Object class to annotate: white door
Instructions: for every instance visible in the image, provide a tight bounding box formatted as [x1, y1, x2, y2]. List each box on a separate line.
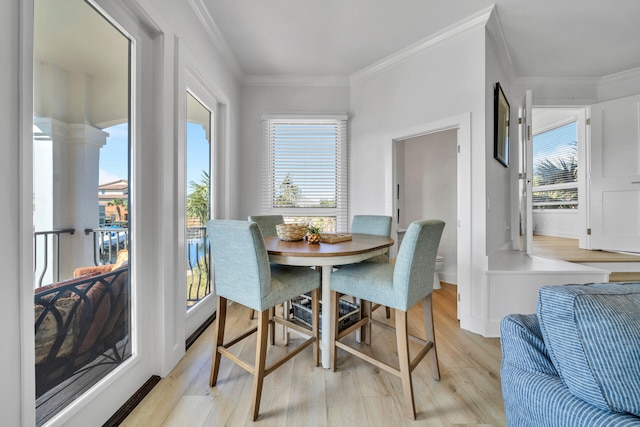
[589, 94, 640, 252]
[518, 90, 533, 253]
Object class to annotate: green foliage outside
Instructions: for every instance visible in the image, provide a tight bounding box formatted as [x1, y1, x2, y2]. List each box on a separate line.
[187, 171, 210, 226]
[533, 141, 578, 209]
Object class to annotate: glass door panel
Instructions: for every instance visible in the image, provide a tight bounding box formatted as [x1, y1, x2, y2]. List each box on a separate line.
[33, 0, 131, 423]
[186, 92, 212, 310]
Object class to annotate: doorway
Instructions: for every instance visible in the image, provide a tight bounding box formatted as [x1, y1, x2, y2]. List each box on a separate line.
[395, 130, 458, 285]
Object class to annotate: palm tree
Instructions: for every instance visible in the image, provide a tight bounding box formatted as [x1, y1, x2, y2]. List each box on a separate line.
[107, 198, 127, 223]
[187, 171, 210, 226]
[533, 141, 578, 208]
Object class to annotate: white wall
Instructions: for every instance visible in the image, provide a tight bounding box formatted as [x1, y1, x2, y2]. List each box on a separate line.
[238, 84, 350, 219]
[350, 25, 488, 333]
[1, 2, 28, 424]
[399, 130, 458, 283]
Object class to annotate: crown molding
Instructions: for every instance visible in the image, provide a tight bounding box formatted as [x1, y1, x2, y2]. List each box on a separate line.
[188, 0, 244, 79]
[599, 66, 640, 86]
[486, 6, 516, 83]
[243, 75, 350, 87]
[350, 5, 494, 83]
[512, 76, 601, 87]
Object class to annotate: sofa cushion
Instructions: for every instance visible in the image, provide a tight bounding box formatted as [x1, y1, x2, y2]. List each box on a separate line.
[537, 283, 640, 416]
[112, 249, 128, 271]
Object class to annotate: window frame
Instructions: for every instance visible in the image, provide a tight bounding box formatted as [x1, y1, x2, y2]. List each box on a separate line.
[532, 120, 579, 210]
[262, 114, 348, 233]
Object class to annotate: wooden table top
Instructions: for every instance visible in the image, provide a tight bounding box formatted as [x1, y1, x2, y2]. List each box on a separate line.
[264, 234, 393, 258]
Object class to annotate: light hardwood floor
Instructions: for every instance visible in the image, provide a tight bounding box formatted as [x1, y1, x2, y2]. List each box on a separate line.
[123, 283, 506, 426]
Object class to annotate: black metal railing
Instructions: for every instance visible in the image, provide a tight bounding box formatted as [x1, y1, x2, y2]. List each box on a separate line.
[33, 229, 75, 288]
[186, 226, 211, 308]
[35, 226, 211, 306]
[85, 227, 130, 266]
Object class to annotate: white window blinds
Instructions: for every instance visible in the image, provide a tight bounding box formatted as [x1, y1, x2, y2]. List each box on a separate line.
[532, 121, 578, 209]
[262, 116, 348, 233]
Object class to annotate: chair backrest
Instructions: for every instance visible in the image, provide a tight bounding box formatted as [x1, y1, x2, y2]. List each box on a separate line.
[207, 219, 271, 310]
[248, 215, 285, 237]
[351, 215, 392, 237]
[393, 220, 445, 311]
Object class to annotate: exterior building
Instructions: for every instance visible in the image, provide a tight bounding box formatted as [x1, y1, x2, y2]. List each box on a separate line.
[99, 180, 129, 224]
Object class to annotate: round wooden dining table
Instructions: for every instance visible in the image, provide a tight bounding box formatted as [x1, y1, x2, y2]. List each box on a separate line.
[264, 233, 394, 368]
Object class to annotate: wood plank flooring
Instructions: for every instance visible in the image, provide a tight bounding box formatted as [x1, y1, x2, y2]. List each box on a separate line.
[122, 283, 506, 426]
[531, 235, 640, 263]
[532, 235, 640, 282]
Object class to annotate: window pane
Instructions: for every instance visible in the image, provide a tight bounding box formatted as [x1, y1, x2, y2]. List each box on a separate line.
[532, 122, 578, 210]
[186, 93, 211, 310]
[272, 124, 338, 208]
[33, 0, 131, 423]
[263, 118, 348, 233]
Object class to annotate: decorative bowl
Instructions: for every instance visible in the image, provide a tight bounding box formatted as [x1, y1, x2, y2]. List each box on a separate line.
[276, 224, 307, 241]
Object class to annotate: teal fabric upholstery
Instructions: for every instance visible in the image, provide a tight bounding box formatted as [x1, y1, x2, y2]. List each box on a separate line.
[248, 215, 284, 237]
[351, 215, 392, 264]
[537, 283, 640, 417]
[351, 215, 392, 236]
[207, 219, 320, 312]
[331, 220, 444, 312]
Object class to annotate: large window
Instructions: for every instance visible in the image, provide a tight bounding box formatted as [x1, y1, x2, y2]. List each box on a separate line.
[262, 116, 348, 233]
[532, 122, 578, 209]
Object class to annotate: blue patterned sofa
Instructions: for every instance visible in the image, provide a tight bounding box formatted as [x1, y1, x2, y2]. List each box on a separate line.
[500, 283, 640, 426]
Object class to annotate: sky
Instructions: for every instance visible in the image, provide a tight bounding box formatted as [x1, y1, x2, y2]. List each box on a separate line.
[99, 122, 210, 192]
[532, 122, 576, 160]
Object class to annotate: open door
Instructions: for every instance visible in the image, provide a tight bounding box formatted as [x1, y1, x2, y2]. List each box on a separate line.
[588, 93, 640, 252]
[518, 90, 533, 253]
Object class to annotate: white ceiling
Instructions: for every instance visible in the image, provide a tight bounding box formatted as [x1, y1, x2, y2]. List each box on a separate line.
[201, 0, 640, 79]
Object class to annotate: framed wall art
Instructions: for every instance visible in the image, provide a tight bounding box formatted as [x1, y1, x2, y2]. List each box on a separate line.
[494, 82, 510, 167]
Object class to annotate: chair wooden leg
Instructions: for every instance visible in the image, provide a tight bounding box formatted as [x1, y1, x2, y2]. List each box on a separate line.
[283, 301, 290, 346]
[385, 306, 391, 319]
[423, 294, 440, 381]
[359, 300, 371, 345]
[311, 288, 320, 366]
[396, 309, 416, 420]
[251, 310, 270, 421]
[210, 296, 227, 387]
[269, 306, 276, 345]
[330, 290, 339, 371]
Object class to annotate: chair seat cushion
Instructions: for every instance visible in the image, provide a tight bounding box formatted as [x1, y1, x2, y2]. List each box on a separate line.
[261, 263, 320, 311]
[330, 262, 399, 309]
[537, 283, 640, 416]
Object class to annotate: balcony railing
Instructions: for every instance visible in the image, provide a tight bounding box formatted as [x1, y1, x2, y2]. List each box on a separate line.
[186, 226, 211, 308]
[34, 227, 211, 306]
[33, 229, 75, 288]
[85, 226, 130, 265]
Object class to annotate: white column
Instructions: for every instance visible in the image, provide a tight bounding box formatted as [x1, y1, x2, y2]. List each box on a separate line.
[33, 117, 107, 282]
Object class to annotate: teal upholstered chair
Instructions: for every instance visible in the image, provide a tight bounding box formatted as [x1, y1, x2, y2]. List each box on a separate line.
[207, 219, 320, 421]
[248, 215, 284, 238]
[247, 215, 285, 321]
[351, 215, 393, 323]
[351, 215, 392, 262]
[329, 219, 445, 420]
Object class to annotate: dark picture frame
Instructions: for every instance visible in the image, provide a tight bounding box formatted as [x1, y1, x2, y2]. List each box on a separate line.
[494, 82, 510, 167]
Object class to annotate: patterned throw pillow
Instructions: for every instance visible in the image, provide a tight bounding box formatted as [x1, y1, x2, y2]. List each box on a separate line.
[537, 283, 640, 416]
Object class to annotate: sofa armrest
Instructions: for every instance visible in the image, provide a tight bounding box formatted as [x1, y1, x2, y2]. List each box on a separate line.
[500, 314, 640, 426]
[73, 264, 113, 277]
